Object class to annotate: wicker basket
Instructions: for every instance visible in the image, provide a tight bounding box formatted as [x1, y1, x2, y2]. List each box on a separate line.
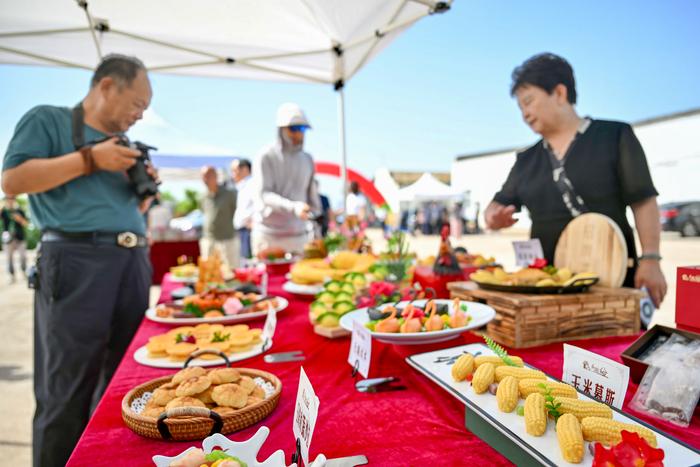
[122, 367, 282, 440]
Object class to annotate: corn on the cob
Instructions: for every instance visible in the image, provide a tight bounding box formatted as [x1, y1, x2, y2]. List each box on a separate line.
[495, 366, 546, 382]
[496, 376, 519, 413]
[556, 414, 584, 463]
[474, 355, 524, 368]
[471, 362, 495, 394]
[524, 393, 547, 436]
[519, 379, 578, 399]
[451, 353, 475, 381]
[553, 397, 612, 420]
[581, 417, 657, 447]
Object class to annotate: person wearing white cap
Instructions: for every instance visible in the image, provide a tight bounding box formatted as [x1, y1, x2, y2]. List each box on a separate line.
[251, 103, 321, 255]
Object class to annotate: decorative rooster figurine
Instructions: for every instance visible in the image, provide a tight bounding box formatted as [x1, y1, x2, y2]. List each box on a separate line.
[433, 223, 462, 276]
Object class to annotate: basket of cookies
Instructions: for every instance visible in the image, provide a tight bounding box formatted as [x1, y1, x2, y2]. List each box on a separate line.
[121, 351, 282, 440]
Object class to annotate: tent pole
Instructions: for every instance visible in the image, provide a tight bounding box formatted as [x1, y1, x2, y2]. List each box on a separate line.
[336, 85, 348, 213]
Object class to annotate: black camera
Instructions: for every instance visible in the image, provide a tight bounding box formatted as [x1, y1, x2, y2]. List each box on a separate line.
[119, 137, 159, 200]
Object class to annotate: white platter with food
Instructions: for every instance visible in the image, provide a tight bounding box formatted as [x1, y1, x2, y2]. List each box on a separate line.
[338, 299, 495, 345]
[282, 280, 323, 296]
[134, 340, 271, 369]
[145, 297, 288, 325]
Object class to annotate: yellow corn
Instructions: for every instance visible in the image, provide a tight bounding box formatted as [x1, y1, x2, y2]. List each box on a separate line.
[524, 393, 547, 436]
[474, 355, 524, 368]
[556, 414, 584, 463]
[554, 397, 612, 421]
[471, 362, 495, 394]
[495, 366, 546, 382]
[451, 353, 475, 382]
[581, 417, 657, 447]
[519, 379, 578, 399]
[496, 376, 519, 413]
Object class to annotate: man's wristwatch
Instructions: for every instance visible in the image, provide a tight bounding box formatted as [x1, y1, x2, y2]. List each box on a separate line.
[638, 253, 662, 261]
[79, 146, 96, 175]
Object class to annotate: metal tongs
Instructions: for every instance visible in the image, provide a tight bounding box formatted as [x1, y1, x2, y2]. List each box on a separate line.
[263, 350, 305, 363]
[355, 376, 406, 393]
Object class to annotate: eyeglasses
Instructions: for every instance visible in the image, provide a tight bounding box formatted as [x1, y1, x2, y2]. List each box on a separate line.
[288, 125, 308, 133]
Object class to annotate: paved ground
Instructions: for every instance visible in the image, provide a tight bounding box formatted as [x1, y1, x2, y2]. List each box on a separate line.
[0, 230, 696, 465]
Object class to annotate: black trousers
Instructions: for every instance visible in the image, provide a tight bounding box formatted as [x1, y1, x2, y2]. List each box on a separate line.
[33, 241, 151, 467]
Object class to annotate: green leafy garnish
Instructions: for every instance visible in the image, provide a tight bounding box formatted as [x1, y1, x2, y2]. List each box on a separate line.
[211, 331, 230, 343]
[175, 333, 184, 343]
[183, 302, 204, 317]
[543, 265, 558, 275]
[460, 303, 468, 312]
[516, 405, 525, 416]
[484, 335, 518, 367]
[204, 450, 248, 466]
[240, 299, 252, 307]
[538, 382, 562, 421]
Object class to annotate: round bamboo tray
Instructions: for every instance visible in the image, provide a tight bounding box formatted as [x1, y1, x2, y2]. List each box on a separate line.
[121, 367, 282, 440]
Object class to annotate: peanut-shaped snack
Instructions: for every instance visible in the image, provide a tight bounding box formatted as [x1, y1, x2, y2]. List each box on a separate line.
[519, 379, 578, 399]
[495, 366, 546, 382]
[474, 355, 524, 368]
[524, 393, 547, 436]
[471, 362, 495, 394]
[581, 417, 657, 447]
[451, 353, 474, 382]
[557, 413, 584, 463]
[553, 397, 612, 421]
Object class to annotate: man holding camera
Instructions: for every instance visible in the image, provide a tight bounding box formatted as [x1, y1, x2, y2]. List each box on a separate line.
[2, 54, 156, 467]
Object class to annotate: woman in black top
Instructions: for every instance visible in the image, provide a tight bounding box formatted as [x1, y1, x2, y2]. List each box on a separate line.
[1, 196, 29, 283]
[485, 53, 667, 307]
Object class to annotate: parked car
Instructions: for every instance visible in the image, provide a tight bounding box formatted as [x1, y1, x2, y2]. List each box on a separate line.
[660, 201, 700, 237]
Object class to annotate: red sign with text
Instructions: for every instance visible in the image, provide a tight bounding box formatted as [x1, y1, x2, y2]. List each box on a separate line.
[676, 266, 700, 334]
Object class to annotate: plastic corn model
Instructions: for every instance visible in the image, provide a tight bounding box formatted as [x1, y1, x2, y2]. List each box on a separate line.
[581, 417, 657, 447]
[496, 376, 519, 413]
[519, 379, 578, 399]
[451, 353, 474, 381]
[553, 397, 613, 421]
[495, 366, 546, 382]
[474, 355, 524, 368]
[556, 414, 584, 463]
[472, 362, 495, 394]
[524, 392, 547, 436]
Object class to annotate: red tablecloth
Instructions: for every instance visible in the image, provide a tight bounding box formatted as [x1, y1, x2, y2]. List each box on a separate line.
[67, 274, 700, 466]
[149, 240, 200, 285]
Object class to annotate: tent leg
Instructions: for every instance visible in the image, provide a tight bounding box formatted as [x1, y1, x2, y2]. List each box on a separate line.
[337, 87, 348, 213]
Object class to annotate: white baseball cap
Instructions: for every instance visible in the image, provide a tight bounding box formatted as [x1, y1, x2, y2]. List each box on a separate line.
[276, 102, 311, 128]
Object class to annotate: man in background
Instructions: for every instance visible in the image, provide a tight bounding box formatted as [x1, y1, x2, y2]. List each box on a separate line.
[231, 158, 254, 260]
[200, 165, 238, 269]
[252, 103, 321, 254]
[1, 195, 29, 284]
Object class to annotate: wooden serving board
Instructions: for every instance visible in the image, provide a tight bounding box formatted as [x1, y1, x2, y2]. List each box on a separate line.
[554, 213, 628, 288]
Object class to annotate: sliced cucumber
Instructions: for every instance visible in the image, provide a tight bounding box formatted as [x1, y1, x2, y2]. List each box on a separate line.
[316, 311, 340, 327]
[324, 280, 343, 293]
[332, 301, 355, 315]
[335, 292, 353, 303]
[316, 291, 336, 304]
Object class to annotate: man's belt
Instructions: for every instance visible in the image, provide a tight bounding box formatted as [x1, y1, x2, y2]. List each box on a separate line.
[41, 230, 148, 248]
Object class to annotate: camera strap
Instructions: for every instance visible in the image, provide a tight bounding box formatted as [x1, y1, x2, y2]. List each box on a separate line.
[71, 102, 86, 150]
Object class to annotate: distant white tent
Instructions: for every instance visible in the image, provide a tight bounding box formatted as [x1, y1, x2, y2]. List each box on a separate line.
[0, 0, 451, 208]
[398, 172, 459, 202]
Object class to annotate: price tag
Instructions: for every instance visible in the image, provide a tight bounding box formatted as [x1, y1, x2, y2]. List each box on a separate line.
[512, 239, 544, 267]
[293, 367, 320, 465]
[347, 320, 372, 378]
[260, 302, 277, 347]
[563, 344, 629, 409]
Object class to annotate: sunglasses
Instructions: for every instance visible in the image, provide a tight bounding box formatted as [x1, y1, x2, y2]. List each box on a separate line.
[288, 125, 309, 133]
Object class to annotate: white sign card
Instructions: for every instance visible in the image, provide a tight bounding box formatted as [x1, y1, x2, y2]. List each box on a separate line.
[260, 302, 277, 347]
[512, 239, 545, 266]
[293, 367, 320, 465]
[562, 344, 629, 409]
[347, 320, 372, 378]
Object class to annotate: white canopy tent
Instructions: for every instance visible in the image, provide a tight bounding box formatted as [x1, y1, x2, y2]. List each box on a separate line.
[398, 172, 459, 202]
[0, 0, 451, 208]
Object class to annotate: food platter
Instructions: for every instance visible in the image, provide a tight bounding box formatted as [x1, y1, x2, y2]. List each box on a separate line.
[339, 299, 495, 345]
[133, 340, 271, 369]
[145, 297, 288, 325]
[282, 280, 323, 296]
[472, 277, 599, 295]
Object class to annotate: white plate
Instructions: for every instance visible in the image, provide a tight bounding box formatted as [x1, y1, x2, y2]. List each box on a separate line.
[168, 274, 198, 284]
[145, 297, 288, 325]
[282, 280, 323, 296]
[407, 344, 700, 467]
[338, 299, 495, 345]
[133, 339, 271, 369]
[153, 426, 326, 467]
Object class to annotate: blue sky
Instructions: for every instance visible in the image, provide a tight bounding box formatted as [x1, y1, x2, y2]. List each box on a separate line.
[1, 0, 699, 204]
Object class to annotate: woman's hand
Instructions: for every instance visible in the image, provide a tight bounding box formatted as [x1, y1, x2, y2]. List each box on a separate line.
[634, 259, 667, 308]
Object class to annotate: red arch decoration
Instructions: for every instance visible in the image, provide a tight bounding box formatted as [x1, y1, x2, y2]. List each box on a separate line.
[314, 161, 389, 210]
